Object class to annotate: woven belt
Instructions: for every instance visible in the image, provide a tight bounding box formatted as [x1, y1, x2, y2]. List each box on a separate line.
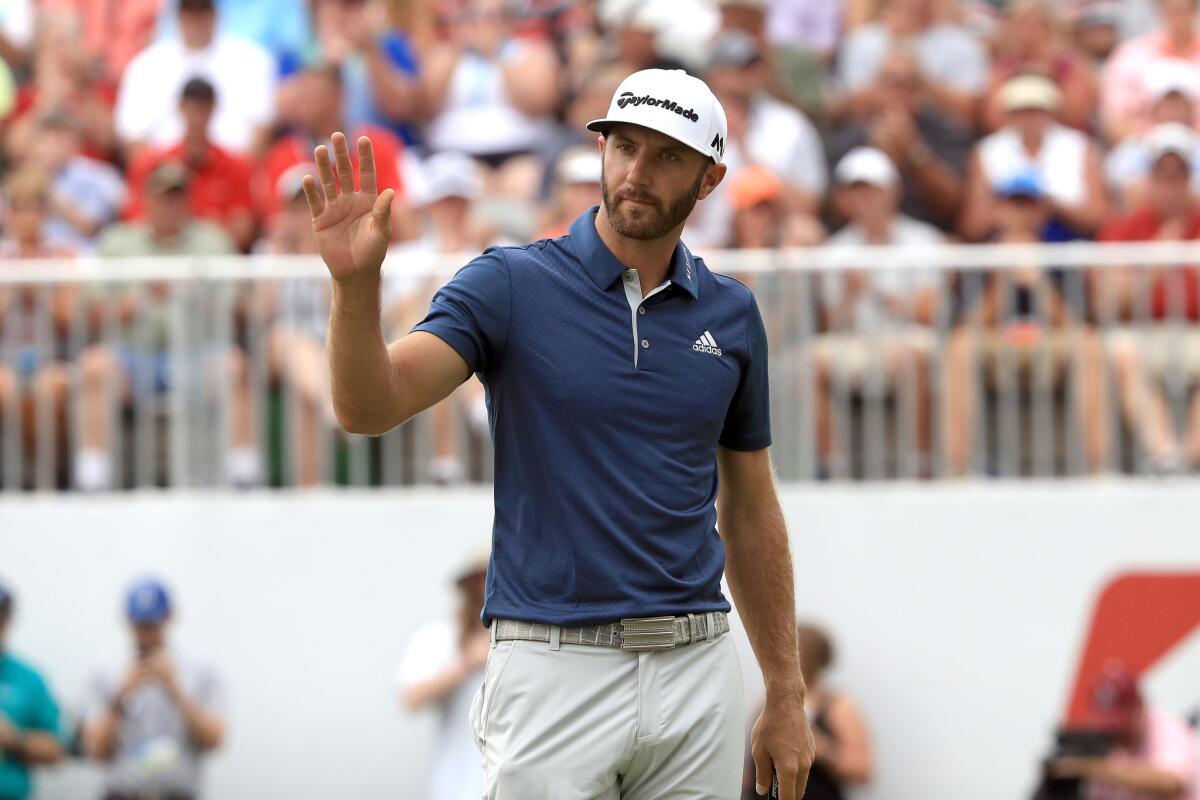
[492, 612, 730, 651]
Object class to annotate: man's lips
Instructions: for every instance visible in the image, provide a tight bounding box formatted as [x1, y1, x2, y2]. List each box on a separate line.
[621, 195, 657, 207]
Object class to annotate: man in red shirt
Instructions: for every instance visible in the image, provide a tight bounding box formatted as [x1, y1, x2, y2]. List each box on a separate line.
[125, 78, 256, 251]
[259, 63, 406, 232]
[1097, 121, 1200, 470]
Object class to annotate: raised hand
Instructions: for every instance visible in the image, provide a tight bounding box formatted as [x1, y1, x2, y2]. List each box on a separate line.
[303, 132, 395, 284]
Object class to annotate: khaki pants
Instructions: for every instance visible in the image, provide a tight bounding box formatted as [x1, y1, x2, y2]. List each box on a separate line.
[470, 631, 745, 799]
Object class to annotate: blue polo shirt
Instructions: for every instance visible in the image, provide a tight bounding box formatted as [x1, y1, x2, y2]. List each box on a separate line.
[413, 207, 771, 626]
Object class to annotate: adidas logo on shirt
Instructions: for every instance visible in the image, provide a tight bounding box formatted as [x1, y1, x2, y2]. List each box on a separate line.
[692, 331, 722, 357]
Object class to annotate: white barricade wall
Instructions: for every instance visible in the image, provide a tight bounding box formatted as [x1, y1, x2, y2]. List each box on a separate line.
[2, 483, 1199, 800]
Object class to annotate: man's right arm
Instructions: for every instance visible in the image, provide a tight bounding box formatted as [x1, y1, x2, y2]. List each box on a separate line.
[327, 274, 469, 435]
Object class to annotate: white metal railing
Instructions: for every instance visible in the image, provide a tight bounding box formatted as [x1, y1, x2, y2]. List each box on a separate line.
[3, 241, 1200, 491]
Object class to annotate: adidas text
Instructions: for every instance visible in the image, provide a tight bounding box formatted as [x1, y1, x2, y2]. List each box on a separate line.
[692, 344, 723, 356]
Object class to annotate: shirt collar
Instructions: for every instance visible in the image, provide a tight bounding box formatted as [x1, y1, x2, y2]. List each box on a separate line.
[568, 206, 699, 299]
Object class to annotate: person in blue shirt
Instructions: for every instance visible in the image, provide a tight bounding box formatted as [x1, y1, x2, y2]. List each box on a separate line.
[0, 582, 64, 800]
[303, 68, 815, 800]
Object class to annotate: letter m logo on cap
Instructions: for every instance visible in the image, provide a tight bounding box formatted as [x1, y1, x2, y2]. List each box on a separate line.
[710, 134, 725, 158]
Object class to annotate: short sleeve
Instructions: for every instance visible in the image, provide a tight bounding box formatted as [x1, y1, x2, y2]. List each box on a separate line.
[191, 664, 226, 717]
[411, 249, 511, 376]
[30, 674, 61, 735]
[395, 622, 457, 690]
[720, 294, 771, 451]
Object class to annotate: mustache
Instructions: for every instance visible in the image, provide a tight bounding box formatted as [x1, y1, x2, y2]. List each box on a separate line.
[617, 190, 659, 207]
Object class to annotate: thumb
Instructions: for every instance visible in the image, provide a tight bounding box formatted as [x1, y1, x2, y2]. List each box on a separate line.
[372, 188, 396, 233]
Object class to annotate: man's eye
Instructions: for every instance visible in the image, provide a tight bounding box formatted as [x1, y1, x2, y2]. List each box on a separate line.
[662, 152, 678, 161]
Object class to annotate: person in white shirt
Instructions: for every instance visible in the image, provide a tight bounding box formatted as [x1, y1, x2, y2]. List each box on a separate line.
[114, 0, 275, 160]
[814, 148, 943, 477]
[396, 546, 491, 800]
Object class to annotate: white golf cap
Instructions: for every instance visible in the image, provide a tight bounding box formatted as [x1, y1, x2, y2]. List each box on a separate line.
[1146, 122, 1197, 167]
[1146, 59, 1200, 104]
[587, 68, 728, 163]
[998, 73, 1062, 112]
[421, 151, 480, 204]
[834, 147, 899, 188]
[556, 146, 603, 184]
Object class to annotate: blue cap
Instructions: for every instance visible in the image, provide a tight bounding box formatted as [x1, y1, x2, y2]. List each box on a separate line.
[126, 578, 171, 624]
[995, 169, 1045, 200]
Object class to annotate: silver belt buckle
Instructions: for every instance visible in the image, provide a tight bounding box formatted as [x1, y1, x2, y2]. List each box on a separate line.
[620, 616, 676, 650]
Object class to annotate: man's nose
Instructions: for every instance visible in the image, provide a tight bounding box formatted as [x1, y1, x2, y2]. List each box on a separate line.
[625, 151, 652, 188]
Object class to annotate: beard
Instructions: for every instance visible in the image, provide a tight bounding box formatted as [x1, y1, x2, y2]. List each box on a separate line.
[601, 164, 707, 241]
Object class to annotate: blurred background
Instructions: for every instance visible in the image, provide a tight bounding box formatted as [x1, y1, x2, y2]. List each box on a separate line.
[0, 0, 1199, 798]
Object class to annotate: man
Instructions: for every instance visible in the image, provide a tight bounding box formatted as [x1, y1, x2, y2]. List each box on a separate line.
[1097, 122, 1200, 471]
[76, 163, 259, 491]
[114, 0, 275, 158]
[1050, 664, 1197, 798]
[125, 78, 256, 251]
[0, 581, 64, 800]
[814, 148, 941, 477]
[826, 47, 972, 232]
[304, 68, 814, 798]
[1106, 62, 1200, 207]
[396, 545, 492, 800]
[82, 578, 225, 800]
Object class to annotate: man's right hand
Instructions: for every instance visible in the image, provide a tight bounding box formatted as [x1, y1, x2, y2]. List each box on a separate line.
[303, 132, 395, 285]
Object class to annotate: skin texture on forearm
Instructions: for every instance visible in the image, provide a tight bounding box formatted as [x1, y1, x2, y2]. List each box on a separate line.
[400, 661, 472, 711]
[717, 448, 804, 698]
[83, 708, 122, 761]
[1092, 760, 1185, 797]
[327, 274, 400, 434]
[174, 694, 223, 752]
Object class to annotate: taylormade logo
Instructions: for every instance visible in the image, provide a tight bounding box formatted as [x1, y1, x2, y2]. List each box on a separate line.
[617, 91, 700, 122]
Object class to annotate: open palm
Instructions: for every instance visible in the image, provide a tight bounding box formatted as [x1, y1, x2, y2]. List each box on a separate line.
[303, 132, 395, 282]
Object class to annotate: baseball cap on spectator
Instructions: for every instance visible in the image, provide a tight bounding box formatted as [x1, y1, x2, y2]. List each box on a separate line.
[454, 542, 491, 585]
[126, 578, 172, 624]
[179, 0, 215, 11]
[995, 169, 1046, 200]
[729, 165, 783, 209]
[834, 147, 899, 188]
[276, 162, 317, 203]
[147, 161, 190, 195]
[422, 152, 481, 205]
[717, 0, 767, 8]
[1146, 122, 1197, 167]
[587, 68, 729, 163]
[180, 76, 217, 104]
[1145, 60, 1200, 105]
[0, 581, 11, 618]
[1071, 0, 1121, 28]
[556, 147, 603, 185]
[998, 74, 1062, 113]
[1086, 662, 1143, 732]
[708, 30, 760, 70]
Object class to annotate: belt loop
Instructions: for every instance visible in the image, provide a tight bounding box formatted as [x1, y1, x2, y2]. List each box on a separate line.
[549, 625, 561, 651]
[705, 612, 716, 641]
[490, 620, 498, 648]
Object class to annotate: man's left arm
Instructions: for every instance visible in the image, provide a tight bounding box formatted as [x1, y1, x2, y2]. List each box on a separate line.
[718, 446, 814, 800]
[1051, 756, 1186, 797]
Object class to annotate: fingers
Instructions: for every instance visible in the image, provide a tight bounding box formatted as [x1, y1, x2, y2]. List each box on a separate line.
[752, 741, 772, 796]
[314, 144, 338, 204]
[795, 764, 811, 800]
[357, 136, 378, 197]
[332, 131, 356, 194]
[372, 188, 395, 236]
[302, 174, 324, 219]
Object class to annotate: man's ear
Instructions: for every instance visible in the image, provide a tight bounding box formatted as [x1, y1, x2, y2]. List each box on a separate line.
[596, 135, 606, 159]
[698, 162, 727, 201]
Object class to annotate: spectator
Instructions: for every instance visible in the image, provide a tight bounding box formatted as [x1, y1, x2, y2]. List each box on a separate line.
[76, 163, 260, 491]
[961, 74, 1109, 242]
[607, 0, 673, 75]
[826, 47, 971, 231]
[125, 78, 256, 251]
[0, 0, 31, 70]
[156, 0, 312, 71]
[0, 168, 76, 487]
[258, 164, 335, 487]
[766, 0, 843, 63]
[1102, 0, 1200, 142]
[728, 165, 794, 249]
[396, 544, 490, 800]
[260, 63, 407, 230]
[6, 9, 119, 162]
[982, 0, 1097, 133]
[1106, 62, 1200, 207]
[1048, 663, 1197, 798]
[20, 108, 125, 253]
[304, 0, 426, 145]
[688, 30, 825, 247]
[834, 0, 989, 125]
[0, 581, 64, 800]
[422, 0, 561, 200]
[1097, 123, 1200, 471]
[1067, 0, 1123, 66]
[39, 0, 159, 81]
[537, 146, 603, 239]
[81, 578, 225, 800]
[813, 149, 940, 475]
[114, 0, 276, 159]
[944, 171, 1110, 476]
[384, 152, 495, 484]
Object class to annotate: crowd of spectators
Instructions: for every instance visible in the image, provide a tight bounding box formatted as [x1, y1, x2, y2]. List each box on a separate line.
[4, 0, 1200, 484]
